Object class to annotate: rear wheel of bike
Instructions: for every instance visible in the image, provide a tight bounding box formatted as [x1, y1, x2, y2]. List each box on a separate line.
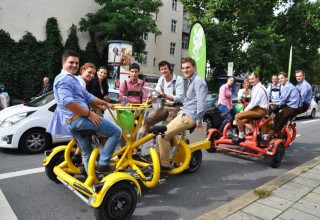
[207, 131, 221, 153]
[185, 150, 202, 173]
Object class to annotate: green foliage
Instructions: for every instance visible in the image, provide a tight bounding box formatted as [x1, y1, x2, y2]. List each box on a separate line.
[65, 24, 81, 53]
[182, 0, 320, 86]
[79, 0, 163, 58]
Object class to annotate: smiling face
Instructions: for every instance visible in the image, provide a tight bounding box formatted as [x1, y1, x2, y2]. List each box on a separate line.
[248, 74, 259, 86]
[159, 64, 171, 78]
[181, 62, 196, 79]
[129, 68, 139, 82]
[97, 68, 107, 80]
[278, 74, 288, 85]
[295, 71, 304, 83]
[81, 67, 96, 82]
[62, 56, 79, 75]
[227, 77, 235, 87]
[272, 75, 279, 85]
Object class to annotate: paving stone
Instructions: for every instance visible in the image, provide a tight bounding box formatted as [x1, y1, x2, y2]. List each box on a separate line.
[242, 202, 282, 220]
[309, 168, 320, 175]
[224, 211, 263, 220]
[300, 172, 320, 182]
[257, 195, 294, 211]
[280, 181, 313, 194]
[304, 192, 320, 205]
[292, 198, 320, 217]
[292, 176, 320, 188]
[272, 188, 307, 202]
[277, 207, 320, 220]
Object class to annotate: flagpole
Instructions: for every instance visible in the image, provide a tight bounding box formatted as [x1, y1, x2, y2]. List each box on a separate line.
[288, 46, 293, 81]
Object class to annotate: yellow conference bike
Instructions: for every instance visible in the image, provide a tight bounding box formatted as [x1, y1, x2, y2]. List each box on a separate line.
[43, 96, 212, 220]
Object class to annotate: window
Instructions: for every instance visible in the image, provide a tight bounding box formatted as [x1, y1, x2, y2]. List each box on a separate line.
[182, 35, 189, 49]
[142, 32, 148, 41]
[170, 43, 176, 55]
[171, 64, 175, 73]
[153, 58, 156, 67]
[154, 34, 157, 43]
[183, 16, 189, 33]
[172, 0, 177, 11]
[171, 20, 177, 32]
[141, 52, 148, 66]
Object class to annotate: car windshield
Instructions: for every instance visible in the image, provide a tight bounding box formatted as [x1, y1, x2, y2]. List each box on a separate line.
[27, 92, 55, 107]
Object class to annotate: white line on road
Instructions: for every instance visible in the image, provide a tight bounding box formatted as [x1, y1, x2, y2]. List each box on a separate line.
[0, 189, 18, 220]
[300, 119, 320, 124]
[0, 167, 44, 180]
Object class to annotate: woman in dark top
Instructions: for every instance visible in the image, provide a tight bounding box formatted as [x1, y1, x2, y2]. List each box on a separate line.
[86, 66, 110, 116]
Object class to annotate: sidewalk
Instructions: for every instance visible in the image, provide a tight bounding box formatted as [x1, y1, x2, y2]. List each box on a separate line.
[196, 156, 320, 220]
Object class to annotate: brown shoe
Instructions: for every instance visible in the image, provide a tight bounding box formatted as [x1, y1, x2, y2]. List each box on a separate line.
[95, 164, 116, 173]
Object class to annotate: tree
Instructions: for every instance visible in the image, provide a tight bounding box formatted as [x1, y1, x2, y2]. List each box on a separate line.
[79, 0, 163, 59]
[181, 0, 320, 88]
[65, 24, 81, 53]
[44, 17, 64, 79]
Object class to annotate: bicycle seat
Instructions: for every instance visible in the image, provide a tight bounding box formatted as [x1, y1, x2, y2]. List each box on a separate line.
[149, 125, 167, 134]
[77, 130, 96, 137]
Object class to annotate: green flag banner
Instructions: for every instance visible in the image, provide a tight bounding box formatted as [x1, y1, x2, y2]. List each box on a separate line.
[188, 21, 206, 80]
[288, 46, 293, 80]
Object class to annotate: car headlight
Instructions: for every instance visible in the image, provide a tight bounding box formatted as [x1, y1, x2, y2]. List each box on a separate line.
[0, 112, 34, 128]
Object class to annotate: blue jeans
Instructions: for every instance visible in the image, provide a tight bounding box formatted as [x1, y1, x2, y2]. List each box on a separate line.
[217, 104, 234, 132]
[68, 116, 121, 171]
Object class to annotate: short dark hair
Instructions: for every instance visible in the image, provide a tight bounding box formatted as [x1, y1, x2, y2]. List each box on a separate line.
[295, 70, 305, 76]
[97, 66, 107, 72]
[158, 61, 172, 73]
[62, 50, 79, 62]
[278, 71, 288, 78]
[129, 63, 140, 71]
[181, 57, 196, 67]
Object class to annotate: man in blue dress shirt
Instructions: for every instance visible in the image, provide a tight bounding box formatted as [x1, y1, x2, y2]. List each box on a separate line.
[263, 72, 302, 142]
[48, 50, 121, 174]
[157, 57, 207, 170]
[295, 70, 312, 114]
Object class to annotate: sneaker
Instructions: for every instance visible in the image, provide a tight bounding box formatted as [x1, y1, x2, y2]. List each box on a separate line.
[71, 154, 82, 166]
[79, 164, 87, 177]
[232, 135, 245, 144]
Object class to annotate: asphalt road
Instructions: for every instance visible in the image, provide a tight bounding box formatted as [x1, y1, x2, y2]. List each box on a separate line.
[0, 113, 320, 220]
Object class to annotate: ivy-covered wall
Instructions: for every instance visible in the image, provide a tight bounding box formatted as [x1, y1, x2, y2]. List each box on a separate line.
[0, 17, 102, 101]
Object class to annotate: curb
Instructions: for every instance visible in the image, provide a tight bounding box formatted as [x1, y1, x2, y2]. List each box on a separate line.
[195, 155, 320, 220]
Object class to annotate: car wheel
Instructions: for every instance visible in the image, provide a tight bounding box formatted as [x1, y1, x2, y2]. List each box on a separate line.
[309, 109, 316, 119]
[20, 128, 51, 154]
[203, 116, 212, 129]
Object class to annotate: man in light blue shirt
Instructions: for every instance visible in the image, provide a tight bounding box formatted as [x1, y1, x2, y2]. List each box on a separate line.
[263, 72, 301, 142]
[48, 50, 121, 174]
[295, 70, 312, 114]
[157, 57, 207, 170]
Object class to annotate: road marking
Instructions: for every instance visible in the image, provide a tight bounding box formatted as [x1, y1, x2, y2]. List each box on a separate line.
[0, 167, 44, 180]
[0, 189, 18, 220]
[300, 119, 320, 124]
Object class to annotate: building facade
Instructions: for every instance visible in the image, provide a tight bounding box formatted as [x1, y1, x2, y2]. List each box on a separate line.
[0, 0, 189, 76]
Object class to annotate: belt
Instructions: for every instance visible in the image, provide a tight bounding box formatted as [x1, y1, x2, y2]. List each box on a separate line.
[66, 114, 80, 124]
[164, 103, 183, 107]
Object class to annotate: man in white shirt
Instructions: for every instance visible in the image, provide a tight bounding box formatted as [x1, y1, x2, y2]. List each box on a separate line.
[233, 73, 269, 143]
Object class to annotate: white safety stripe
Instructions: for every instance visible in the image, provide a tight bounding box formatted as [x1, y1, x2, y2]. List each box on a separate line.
[0, 167, 44, 180]
[0, 189, 18, 220]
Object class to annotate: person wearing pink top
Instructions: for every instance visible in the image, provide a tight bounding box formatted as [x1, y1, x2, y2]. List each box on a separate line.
[217, 76, 235, 131]
[119, 63, 149, 104]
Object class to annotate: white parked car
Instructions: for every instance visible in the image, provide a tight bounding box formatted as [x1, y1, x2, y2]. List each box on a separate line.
[0, 92, 72, 154]
[295, 97, 318, 119]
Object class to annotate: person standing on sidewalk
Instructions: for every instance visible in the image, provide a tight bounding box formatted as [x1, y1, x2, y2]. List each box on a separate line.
[157, 57, 207, 170]
[51, 50, 121, 174]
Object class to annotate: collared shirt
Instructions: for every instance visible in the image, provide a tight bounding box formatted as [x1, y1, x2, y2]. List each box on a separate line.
[296, 79, 312, 105]
[119, 78, 148, 104]
[47, 70, 94, 135]
[245, 82, 269, 111]
[267, 83, 281, 102]
[180, 72, 208, 125]
[218, 83, 232, 109]
[277, 81, 301, 108]
[155, 74, 185, 104]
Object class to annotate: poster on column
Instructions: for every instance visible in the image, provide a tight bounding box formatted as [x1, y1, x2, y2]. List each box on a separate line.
[107, 41, 133, 83]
